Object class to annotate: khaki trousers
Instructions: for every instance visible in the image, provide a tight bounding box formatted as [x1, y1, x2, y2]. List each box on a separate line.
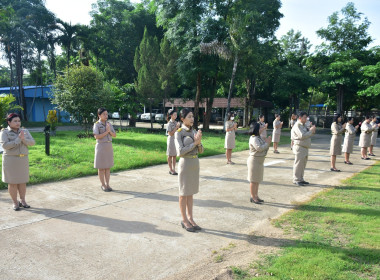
[293, 145, 308, 183]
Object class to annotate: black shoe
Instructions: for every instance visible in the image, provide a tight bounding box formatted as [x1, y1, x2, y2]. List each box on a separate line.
[300, 181, 309, 184]
[101, 185, 111, 192]
[13, 205, 20, 211]
[19, 201, 30, 208]
[181, 221, 195, 232]
[189, 223, 202, 231]
[344, 161, 353, 165]
[330, 168, 341, 172]
[361, 157, 370, 160]
[257, 198, 264, 203]
[294, 182, 305, 186]
[250, 197, 262, 204]
[368, 153, 376, 156]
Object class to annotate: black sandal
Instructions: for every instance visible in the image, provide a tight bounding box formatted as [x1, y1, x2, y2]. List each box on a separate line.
[19, 201, 30, 208]
[101, 185, 110, 192]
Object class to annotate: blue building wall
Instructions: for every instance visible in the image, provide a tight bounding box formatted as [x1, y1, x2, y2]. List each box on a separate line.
[0, 85, 70, 122]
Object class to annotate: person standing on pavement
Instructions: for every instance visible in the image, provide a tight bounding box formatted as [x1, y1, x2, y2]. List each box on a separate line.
[175, 108, 204, 232]
[259, 115, 268, 139]
[342, 117, 359, 165]
[166, 109, 180, 175]
[1, 113, 35, 211]
[369, 115, 379, 156]
[329, 114, 346, 172]
[247, 122, 271, 204]
[291, 112, 316, 186]
[359, 115, 374, 160]
[272, 114, 283, 153]
[93, 108, 116, 192]
[290, 114, 297, 150]
[225, 112, 237, 164]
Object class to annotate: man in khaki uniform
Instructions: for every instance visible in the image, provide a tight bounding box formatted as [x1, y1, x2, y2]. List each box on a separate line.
[291, 112, 316, 186]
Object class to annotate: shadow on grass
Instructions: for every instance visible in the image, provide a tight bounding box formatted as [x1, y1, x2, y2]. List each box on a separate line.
[203, 230, 379, 265]
[28, 207, 182, 237]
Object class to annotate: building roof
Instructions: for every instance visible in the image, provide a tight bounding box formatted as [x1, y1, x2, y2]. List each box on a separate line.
[165, 98, 273, 109]
[0, 85, 53, 98]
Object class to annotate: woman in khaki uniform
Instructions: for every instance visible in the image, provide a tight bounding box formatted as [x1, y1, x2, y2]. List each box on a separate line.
[330, 114, 346, 171]
[93, 108, 116, 192]
[342, 117, 359, 165]
[225, 112, 237, 164]
[369, 115, 379, 156]
[175, 108, 204, 232]
[258, 115, 268, 138]
[247, 122, 271, 204]
[359, 116, 374, 160]
[272, 114, 283, 153]
[290, 114, 297, 150]
[1, 113, 35, 211]
[166, 109, 180, 175]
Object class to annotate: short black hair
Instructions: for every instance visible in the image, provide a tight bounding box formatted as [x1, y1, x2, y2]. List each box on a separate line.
[248, 122, 260, 136]
[299, 112, 307, 118]
[180, 108, 192, 120]
[7, 113, 21, 123]
[97, 108, 107, 116]
[347, 117, 354, 122]
[364, 115, 370, 120]
[333, 114, 341, 123]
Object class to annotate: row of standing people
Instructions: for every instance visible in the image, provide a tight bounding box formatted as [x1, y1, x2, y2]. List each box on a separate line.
[329, 114, 379, 171]
[2, 109, 377, 235]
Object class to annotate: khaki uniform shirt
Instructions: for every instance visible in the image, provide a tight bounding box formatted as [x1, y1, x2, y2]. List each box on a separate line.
[291, 121, 314, 149]
[290, 119, 297, 128]
[259, 122, 267, 138]
[331, 122, 345, 135]
[249, 136, 269, 157]
[0, 127, 35, 155]
[93, 121, 115, 143]
[175, 125, 204, 157]
[166, 119, 178, 136]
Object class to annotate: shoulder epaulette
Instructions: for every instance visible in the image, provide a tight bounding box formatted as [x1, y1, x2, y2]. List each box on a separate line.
[177, 128, 182, 132]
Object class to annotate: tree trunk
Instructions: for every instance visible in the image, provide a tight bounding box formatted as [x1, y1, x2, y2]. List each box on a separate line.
[224, 53, 239, 131]
[204, 74, 217, 131]
[193, 72, 201, 129]
[149, 102, 153, 129]
[337, 85, 344, 114]
[16, 43, 27, 121]
[307, 88, 314, 115]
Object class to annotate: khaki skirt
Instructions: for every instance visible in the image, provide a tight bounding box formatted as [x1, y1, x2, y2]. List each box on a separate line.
[2, 155, 29, 184]
[272, 130, 281, 143]
[359, 133, 371, 148]
[371, 131, 378, 146]
[342, 135, 355, 154]
[166, 135, 177, 156]
[178, 157, 199, 196]
[94, 142, 114, 169]
[224, 132, 236, 149]
[330, 135, 342, 155]
[247, 156, 265, 183]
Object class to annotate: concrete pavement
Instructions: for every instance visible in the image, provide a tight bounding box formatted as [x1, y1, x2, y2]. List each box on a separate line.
[0, 134, 378, 280]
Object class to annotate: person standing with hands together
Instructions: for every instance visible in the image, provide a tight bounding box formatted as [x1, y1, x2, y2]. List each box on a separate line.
[291, 112, 316, 186]
[166, 109, 180, 175]
[359, 116, 374, 160]
[330, 114, 346, 172]
[258, 115, 268, 139]
[369, 115, 379, 156]
[1, 113, 35, 211]
[93, 108, 116, 192]
[225, 112, 238, 164]
[342, 117, 359, 165]
[175, 108, 204, 232]
[247, 122, 271, 204]
[272, 114, 283, 153]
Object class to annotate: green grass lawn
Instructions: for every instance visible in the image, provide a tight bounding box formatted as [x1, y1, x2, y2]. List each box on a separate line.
[0, 128, 290, 189]
[233, 161, 380, 280]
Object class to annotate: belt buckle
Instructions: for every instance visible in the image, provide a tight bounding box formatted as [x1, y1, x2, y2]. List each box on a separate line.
[192, 155, 197, 158]
[19, 154, 25, 157]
